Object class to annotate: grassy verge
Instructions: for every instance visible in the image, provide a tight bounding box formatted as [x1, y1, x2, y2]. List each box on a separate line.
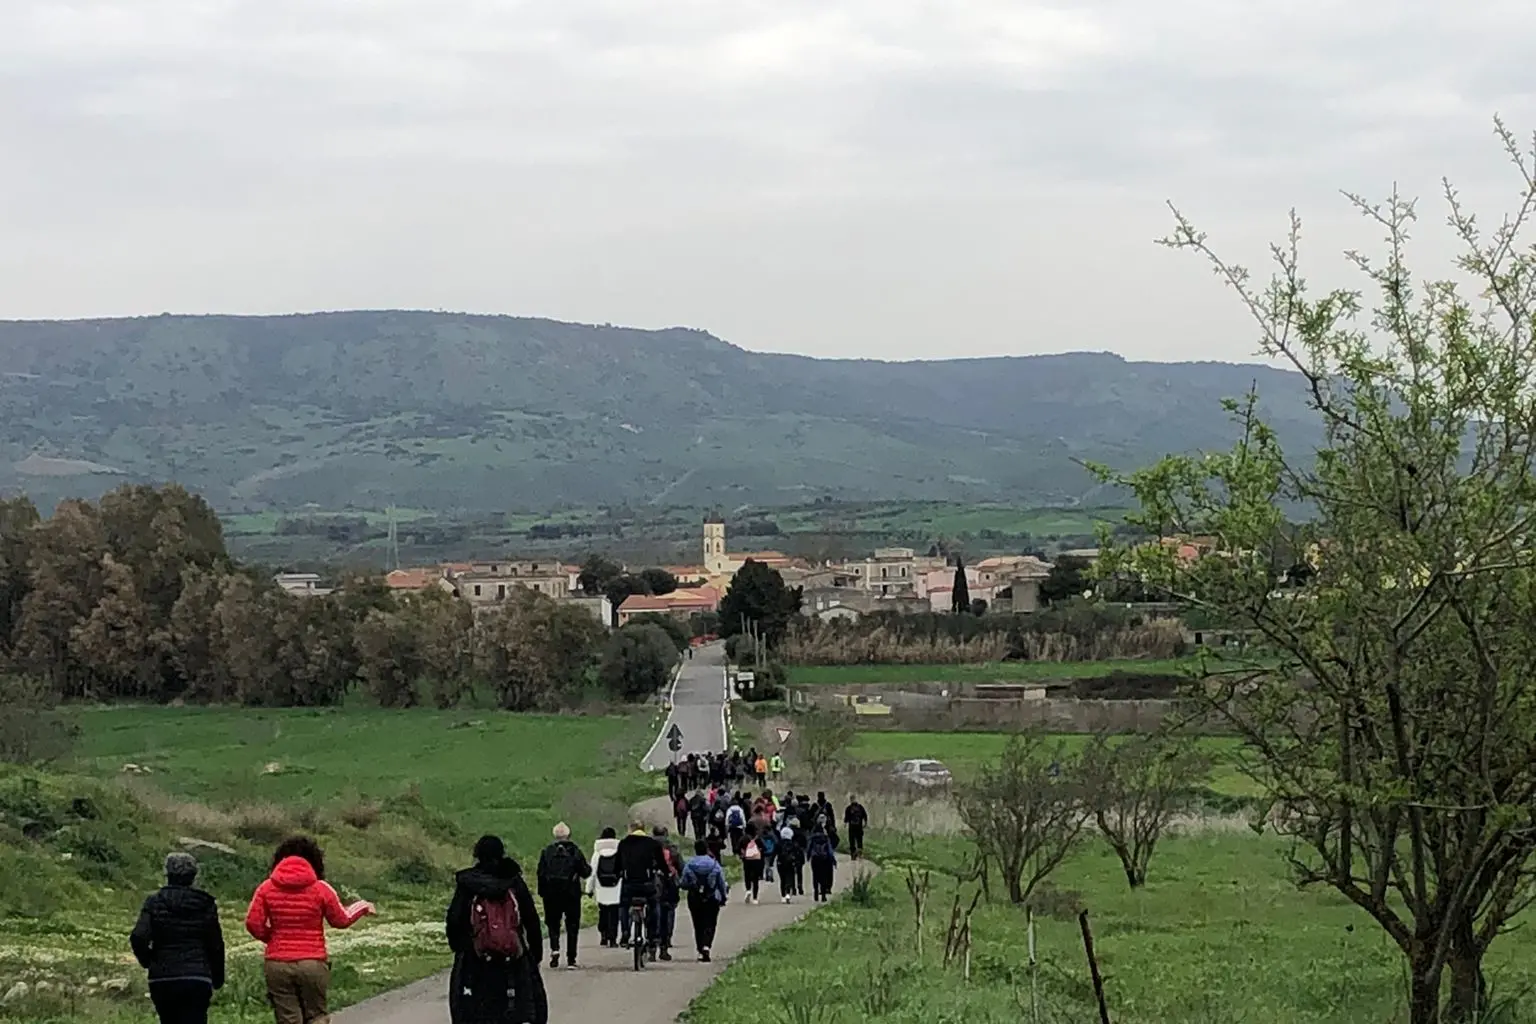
[1, 707, 656, 1023]
[786, 660, 1192, 687]
[684, 831, 1536, 1024]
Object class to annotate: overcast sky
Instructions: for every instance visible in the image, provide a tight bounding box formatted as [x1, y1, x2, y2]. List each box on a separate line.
[3, 1, 1534, 363]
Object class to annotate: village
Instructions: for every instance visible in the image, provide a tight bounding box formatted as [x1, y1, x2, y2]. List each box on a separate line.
[273, 516, 1079, 627]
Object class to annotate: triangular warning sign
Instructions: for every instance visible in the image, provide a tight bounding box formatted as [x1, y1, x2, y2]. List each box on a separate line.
[776, 727, 792, 743]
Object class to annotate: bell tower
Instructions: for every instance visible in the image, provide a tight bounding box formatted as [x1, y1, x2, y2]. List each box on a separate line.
[703, 517, 727, 574]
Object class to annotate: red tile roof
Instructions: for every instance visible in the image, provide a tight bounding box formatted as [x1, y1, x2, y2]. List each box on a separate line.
[618, 587, 722, 614]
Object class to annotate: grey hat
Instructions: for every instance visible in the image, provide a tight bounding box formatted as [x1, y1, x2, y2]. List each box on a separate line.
[165, 851, 199, 884]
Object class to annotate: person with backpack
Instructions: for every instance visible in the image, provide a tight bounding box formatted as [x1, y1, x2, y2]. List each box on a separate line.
[447, 835, 541, 1024]
[807, 825, 838, 902]
[725, 800, 747, 855]
[740, 823, 765, 905]
[688, 791, 709, 840]
[651, 825, 683, 959]
[536, 822, 591, 971]
[844, 796, 869, 861]
[753, 753, 768, 787]
[759, 825, 777, 885]
[769, 752, 785, 782]
[673, 793, 691, 838]
[244, 836, 374, 1024]
[131, 851, 225, 1024]
[665, 761, 680, 803]
[774, 826, 802, 902]
[678, 839, 729, 962]
[588, 826, 623, 947]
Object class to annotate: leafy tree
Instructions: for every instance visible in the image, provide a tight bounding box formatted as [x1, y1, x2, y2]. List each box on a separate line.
[70, 554, 161, 700]
[354, 608, 423, 708]
[638, 568, 678, 596]
[597, 622, 678, 700]
[475, 590, 603, 710]
[954, 732, 1089, 905]
[1080, 734, 1211, 888]
[968, 598, 988, 617]
[0, 497, 40, 658]
[629, 612, 689, 653]
[577, 554, 625, 595]
[950, 563, 970, 614]
[1038, 555, 1090, 605]
[1095, 124, 1536, 1023]
[719, 560, 802, 647]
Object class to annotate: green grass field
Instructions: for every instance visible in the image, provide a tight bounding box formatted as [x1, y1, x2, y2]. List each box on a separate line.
[685, 829, 1536, 1024]
[773, 501, 1127, 538]
[787, 659, 1192, 687]
[849, 730, 1262, 799]
[1, 707, 655, 1023]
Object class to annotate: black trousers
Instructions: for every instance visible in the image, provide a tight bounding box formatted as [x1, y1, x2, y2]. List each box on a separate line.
[543, 894, 581, 963]
[448, 954, 532, 1024]
[149, 981, 212, 1024]
[848, 825, 865, 858]
[811, 859, 835, 899]
[598, 903, 621, 945]
[686, 893, 721, 952]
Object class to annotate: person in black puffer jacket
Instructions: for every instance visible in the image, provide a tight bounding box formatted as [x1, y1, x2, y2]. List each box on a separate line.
[130, 851, 226, 1024]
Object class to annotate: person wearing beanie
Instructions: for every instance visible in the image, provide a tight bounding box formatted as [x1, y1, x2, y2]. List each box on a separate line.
[131, 850, 226, 1024]
[536, 822, 591, 970]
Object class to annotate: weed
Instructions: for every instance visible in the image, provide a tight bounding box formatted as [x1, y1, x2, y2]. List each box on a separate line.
[230, 803, 294, 845]
[339, 801, 381, 830]
[847, 871, 878, 907]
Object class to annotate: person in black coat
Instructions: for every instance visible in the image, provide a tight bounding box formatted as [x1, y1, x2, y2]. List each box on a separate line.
[130, 851, 226, 1024]
[447, 836, 543, 1024]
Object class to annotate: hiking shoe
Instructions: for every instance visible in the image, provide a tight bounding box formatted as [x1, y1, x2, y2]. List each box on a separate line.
[550, 955, 560, 970]
[620, 939, 631, 949]
[782, 895, 791, 904]
[565, 960, 579, 970]
[700, 948, 711, 963]
[659, 948, 673, 962]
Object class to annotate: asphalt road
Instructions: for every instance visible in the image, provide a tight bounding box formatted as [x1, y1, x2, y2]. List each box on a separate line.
[640, 642, 729, 770]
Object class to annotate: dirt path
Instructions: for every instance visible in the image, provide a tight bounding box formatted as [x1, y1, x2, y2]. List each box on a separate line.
[333, 862, 861, 1024]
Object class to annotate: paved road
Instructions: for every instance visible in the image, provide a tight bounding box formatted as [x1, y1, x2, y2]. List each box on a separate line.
[334, 872, 856, 1024]
[640, 642, 729, 770]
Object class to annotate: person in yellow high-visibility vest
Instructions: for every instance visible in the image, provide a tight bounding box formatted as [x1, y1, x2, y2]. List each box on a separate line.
[768, 753, 785, 782]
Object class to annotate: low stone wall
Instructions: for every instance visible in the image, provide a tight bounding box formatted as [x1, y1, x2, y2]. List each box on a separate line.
[853, 698, 1235, 735]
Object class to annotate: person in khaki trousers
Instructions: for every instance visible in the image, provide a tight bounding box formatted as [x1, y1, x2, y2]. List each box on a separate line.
[245, 837, 374, 1024]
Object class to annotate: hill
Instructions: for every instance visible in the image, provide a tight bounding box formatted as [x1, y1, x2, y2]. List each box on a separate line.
[0, 311, 1318, 512]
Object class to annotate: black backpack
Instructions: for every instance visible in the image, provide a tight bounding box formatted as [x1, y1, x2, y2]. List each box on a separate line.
[595, 852, 621, 887]
[542, 842, 582, 885]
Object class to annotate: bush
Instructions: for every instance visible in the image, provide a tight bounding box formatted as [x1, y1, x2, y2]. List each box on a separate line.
[598, 623, 678, 701]
[231, 803, 296, 845]
[0, 678, 78, 765]
[339, 800, 381, 830]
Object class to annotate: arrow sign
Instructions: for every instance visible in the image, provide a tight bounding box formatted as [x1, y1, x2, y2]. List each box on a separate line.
[668, 736, 682, 752]
[776, 727, 792, 744]
[666, 723, 684, 743]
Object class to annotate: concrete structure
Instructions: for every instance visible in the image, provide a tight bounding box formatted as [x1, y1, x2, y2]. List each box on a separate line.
[700, 518, 797, 578]
[563, 593, 614, 628]
[451, 559, 570, 606]
[274, 572, 332, 597]
[617, 586, 721, 627]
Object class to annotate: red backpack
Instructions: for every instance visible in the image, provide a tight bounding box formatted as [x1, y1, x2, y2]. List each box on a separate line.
[470, 892, 524, 960]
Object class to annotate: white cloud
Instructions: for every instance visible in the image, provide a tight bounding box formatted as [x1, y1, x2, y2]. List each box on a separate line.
[1, 0, 1535, 361]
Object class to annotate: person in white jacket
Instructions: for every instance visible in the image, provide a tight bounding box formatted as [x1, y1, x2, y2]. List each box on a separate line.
[587, 827, 623, 947]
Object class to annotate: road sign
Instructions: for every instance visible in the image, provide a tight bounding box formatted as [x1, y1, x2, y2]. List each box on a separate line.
[666, 723, 683, 743]
[776, 727, 792, 744]
[737, 671, 755, 683]
[668, 735, 682, 753]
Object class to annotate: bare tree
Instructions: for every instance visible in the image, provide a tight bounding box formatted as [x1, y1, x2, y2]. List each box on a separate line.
[953, 732, 1089, 905]
[1081, 733, 1211, 888]
[797, 708, 858, 777]
[1095, 121, 1536, 1023]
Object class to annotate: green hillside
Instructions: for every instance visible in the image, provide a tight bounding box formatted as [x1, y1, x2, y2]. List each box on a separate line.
[0, 312, 1319, 512]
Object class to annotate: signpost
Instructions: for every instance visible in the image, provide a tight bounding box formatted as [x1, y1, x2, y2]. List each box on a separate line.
[667, 722, 684, 755]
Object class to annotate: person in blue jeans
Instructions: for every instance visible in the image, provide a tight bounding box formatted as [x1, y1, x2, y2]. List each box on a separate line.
[680, 840, 729, 962]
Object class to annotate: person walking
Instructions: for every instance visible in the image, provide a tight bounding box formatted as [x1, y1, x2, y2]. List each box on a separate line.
[588, 826, 623, 947]
[740, 824, 765, 905]
[844, 796, 869, 860]
[244, 836, 374, 1024]
[536, 822, 591, 970]
[769, 752, 785, 782]
[688, 791, 709, 840]
[775, 826, 803, 902]
[673, 793, 691, 837]
[753, 753, 768, 788]
[807, 825, 838, 902]
[131, 851, 225, 1024]
[679, 840, 728, 962]
[616, 821, 668, 957]
[665, 761, 680, 803]
[652, 825, 682, 960]
[446, 835, 542, 1024]
[725, 800, 747, 856]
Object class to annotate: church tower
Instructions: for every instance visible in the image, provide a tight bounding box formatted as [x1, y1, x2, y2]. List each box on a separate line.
[704, 517, 727, 574]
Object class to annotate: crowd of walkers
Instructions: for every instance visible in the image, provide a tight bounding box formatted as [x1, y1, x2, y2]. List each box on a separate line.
[127, 783, 870, 1024]
[665, 747, 785, 796]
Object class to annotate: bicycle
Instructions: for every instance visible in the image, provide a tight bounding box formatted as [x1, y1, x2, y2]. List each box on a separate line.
[629, 897, 648, 971]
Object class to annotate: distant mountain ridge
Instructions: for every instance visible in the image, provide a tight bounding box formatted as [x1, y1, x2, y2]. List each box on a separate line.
[0, 311, 1318, 512]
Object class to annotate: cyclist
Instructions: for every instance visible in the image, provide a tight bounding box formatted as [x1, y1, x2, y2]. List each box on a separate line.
[615, 821, 668, 961]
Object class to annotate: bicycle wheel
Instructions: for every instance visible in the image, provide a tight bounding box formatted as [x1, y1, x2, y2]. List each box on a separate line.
[631, 907, 645, 970]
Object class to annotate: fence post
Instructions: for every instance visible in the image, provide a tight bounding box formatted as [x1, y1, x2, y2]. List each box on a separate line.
[1078, 909, 1111, 1024]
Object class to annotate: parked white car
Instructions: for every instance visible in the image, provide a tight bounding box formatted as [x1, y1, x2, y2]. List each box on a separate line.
[892, 758, 953, 788]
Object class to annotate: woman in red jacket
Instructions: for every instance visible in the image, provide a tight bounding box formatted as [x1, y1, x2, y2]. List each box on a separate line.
[245, 836, 375, 1024]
